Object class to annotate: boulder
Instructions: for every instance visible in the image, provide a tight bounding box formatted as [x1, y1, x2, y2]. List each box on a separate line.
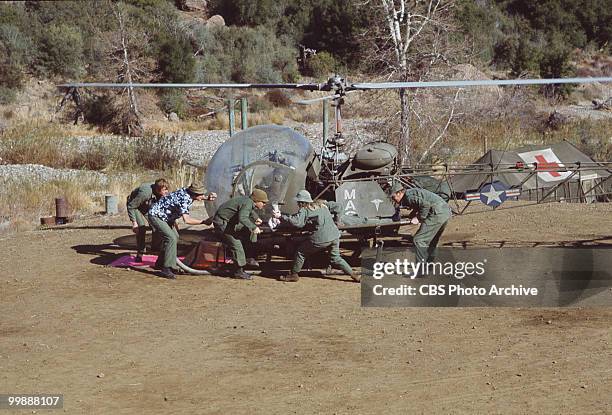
[206, 14, 225, 28]
[168, 112, 180, 122]
[178, 0, 207, 12]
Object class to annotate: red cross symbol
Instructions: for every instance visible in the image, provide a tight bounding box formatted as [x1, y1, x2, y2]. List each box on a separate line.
[534, 154, 561, 177]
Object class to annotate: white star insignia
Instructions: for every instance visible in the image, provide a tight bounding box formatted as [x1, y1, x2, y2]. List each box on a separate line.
[481, 186, 504, 204]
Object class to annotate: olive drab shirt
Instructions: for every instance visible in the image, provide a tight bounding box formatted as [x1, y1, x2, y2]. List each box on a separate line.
[282, 203, 341, 244]
[127, 183, 158, 222]
[213, 196, 259, 234]
[401, 188, 450, 222]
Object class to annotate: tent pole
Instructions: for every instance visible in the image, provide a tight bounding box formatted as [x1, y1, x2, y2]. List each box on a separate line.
[582, 175, 612, 199]
[539, 170, 579, 202]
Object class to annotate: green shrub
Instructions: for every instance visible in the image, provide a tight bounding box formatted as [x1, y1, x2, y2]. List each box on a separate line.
[305, 51, 337, 78]
[157, 34, 195, 83]
[35, 23, 84, 78]
[193, 25, 298, 84]
[159, 90, 189, 118]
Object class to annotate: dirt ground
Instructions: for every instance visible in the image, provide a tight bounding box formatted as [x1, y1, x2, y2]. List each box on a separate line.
[1, 202, 612, 414]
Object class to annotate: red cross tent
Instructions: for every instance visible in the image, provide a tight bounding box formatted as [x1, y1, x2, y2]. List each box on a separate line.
[450, 141, 611, 202]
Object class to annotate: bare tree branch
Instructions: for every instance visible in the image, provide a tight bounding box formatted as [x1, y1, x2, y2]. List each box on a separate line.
[417, 88, 461, 164]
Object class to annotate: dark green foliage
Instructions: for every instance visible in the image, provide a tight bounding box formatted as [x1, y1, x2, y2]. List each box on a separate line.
[209, 0, 370, 68]
[479, 0, 610, 99]
[193, 25, 298, 83]
[301, 0, 369, 67]
[157, 34, 195, 83]
[208, 0, 286, 27]
[0, 5, 35, 102]
[35, 24, 84, 78]
[539, 33, 576, 98]
[510, 36, 542, 76]
[492, 0, 611, 67]
[0, 0, 607, 112]
[0, 24, 33, 101]
[455, 0, 504, 63]
[501, 0, 610, 49]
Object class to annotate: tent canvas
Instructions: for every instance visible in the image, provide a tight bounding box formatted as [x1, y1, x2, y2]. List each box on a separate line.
[450, 141, 610, 201]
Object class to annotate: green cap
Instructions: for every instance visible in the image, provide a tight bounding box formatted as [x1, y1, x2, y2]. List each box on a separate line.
[294, 190, 313, 203]
[251, 189, 269, 203]
[187, 183, 206, 196]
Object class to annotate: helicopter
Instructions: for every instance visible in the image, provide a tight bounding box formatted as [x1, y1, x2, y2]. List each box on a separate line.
[59, 75, 612, 274]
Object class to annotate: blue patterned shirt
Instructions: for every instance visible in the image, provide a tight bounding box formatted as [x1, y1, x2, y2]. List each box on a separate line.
[148, 188, 193, 223]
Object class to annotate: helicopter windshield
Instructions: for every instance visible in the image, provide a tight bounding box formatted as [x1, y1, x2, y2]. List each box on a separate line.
[205, 124, 314, 217]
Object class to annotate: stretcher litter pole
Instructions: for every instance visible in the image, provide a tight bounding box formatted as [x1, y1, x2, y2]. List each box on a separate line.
[228, 98, 235, 136]
[240, 97, 248, 130]
[323, 100, 329, 149]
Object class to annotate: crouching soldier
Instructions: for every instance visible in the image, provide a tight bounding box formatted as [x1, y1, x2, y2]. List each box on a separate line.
[148, 183, 216, 279]
[212, 189, 268, 280]
[126, 178, 170, 262]
[279, 190, 359, 283]
[389, 181, 451, 266]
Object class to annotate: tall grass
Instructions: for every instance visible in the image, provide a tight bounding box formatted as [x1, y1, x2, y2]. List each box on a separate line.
[0, 122, 188, 171]
[446, 117, 612, 163]
[0, 172, 173, 233]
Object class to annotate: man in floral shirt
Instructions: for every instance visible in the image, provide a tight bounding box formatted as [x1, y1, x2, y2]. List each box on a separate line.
[148, 183, 216, 279]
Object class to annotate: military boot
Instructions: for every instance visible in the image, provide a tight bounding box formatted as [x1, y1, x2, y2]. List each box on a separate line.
[279, 273, 299, 282]
[232, 267, 253, 280]
[245, 258, 260, 268]
[158, 267, 176, 280]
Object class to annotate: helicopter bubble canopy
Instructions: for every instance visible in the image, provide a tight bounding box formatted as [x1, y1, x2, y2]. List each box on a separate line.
[205, 124, 314, 217]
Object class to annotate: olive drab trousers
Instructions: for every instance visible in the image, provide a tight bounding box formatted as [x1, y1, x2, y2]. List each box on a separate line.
[413, 205, 451, 263]
[133, 209, 161, 255]
[214, 223, 254, 269]
[292, 238, 352, 275]
[221, 232, 249, 268]
[148, 215, 179, 269]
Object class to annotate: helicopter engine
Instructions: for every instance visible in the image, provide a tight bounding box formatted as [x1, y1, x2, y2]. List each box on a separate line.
[350, 142, 398, 172]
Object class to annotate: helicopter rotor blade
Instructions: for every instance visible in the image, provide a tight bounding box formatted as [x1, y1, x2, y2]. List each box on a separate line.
[349, 77, 612, 90]
[57, 82, 334, 91]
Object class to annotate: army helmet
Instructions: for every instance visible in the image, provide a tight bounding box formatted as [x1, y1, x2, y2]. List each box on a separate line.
[294, 190, 313, 203]
[389, 181, 405, 194]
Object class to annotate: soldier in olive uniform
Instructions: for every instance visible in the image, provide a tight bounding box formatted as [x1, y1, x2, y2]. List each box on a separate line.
[389, 181, 451, 264]
[212, 189, 268, 280]
[126, 178, 170, 262]
[279, 190, 359, 283]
